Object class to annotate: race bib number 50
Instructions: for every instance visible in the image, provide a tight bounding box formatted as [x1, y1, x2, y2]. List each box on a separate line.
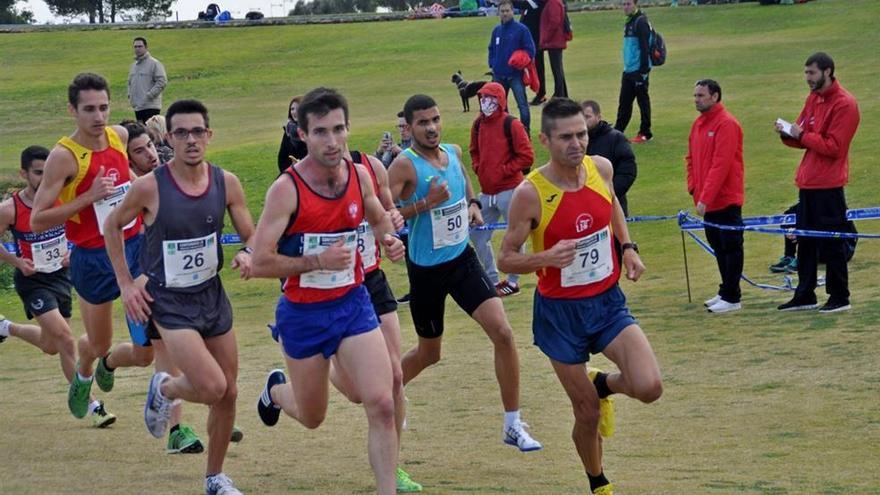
[430, 198, 468, 249]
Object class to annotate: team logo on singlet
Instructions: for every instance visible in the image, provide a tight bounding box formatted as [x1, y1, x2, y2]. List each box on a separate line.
[107, 168, 120, 182]
[575, 213, 594, 233]
[348, 201, 359, 219]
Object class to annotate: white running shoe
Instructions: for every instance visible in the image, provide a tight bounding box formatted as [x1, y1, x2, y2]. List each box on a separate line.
[503, 420, 543, 452]
[205, 473, 243, 495]
[704, 295, 721, 307]
[707, 299, 742, 314]
[144, 372, 175, 438]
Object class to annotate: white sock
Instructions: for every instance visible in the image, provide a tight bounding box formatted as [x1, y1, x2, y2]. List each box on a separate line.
[0, 318, 11, 337]
[504, 410, 521, 428]
[77, 372, 93, 382]
[88, 400, 101, 415]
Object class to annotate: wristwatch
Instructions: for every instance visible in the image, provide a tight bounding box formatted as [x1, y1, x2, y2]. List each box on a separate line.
[468, 198, 483, 210]
[621, 242, 639, 254]
[239, 246, 254, 255]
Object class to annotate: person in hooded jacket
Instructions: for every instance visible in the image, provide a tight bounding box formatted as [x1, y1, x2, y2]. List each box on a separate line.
[469, 82, 535, 297]
[582, 100, 637, 216]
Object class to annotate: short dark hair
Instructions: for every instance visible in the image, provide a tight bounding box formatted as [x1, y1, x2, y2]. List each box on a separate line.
[805, 52, 834, 77]
[396, 111, 404, 119]
[498, 0, 513, 8]
[403, 94, 437, 124]
[133, 36, 147, 47]
[297, 88, 349, 133]
[68, 72, 109, 107]
[695, 79, 722, 102]
[122, 122, 149, 147]
[21, 145, 50, 171]
[581, 100, 601, 115]
[165, 99, 210, 130]
[541, 97, 583, 136]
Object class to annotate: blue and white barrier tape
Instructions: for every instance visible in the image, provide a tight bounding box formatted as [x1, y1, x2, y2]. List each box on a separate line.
[679, 210, 880, 239]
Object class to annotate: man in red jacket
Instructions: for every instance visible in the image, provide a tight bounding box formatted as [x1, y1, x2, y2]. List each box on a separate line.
[776, 52, 860, 313]
[470, 82, 534, 296]
[686, 79, 745, 314]
[539, 0, 569, 98]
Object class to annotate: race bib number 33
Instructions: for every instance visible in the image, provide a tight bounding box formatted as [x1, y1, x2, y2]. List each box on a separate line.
[32, 235, 68, 273]
[162, 232, 219, 288]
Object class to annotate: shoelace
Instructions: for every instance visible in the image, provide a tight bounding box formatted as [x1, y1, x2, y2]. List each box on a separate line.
[208, 473, 235, 490]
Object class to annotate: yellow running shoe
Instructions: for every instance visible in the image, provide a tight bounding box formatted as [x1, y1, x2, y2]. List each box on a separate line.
[593, 483, 614, 495]
[587, 367, 615, 438]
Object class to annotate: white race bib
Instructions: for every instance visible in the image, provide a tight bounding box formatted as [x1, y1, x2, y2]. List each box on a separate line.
[357, 221, 378, 271]
[300, 231, 358, 289]
[162, 232, 219, 288]
[31, 235, 68, 274]
[430, 198, 468, 249]
[94, 181, 136, 235]
[560, 226, 614, 288]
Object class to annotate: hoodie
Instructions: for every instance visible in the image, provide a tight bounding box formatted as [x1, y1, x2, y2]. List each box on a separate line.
[469, 82, 534, 195]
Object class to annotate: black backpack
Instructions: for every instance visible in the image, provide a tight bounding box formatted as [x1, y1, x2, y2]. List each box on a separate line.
[473, 114, 517, 157]
[639, 17, 667, 67]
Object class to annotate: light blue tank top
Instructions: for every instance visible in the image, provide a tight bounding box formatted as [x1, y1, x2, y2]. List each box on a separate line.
[404, 144, 469, 266]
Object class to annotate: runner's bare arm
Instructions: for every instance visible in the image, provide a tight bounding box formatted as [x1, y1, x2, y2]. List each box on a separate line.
[357, 165, 404, 262]
[224, 171, 256, 279]
[455, 144, 484, 226]
[594, 155, 644, 281]
[31, 146, 113, 231]
[364, 155, 404, 231]
[387, 153, 421, 220]
[0, 199, 34, 275]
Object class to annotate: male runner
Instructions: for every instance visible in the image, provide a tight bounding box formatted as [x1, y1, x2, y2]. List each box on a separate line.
[387, 94, 542, 452]
[105, 99, 255, 495]
[498, 98, 663, 495]
[31, 73, 153, 420]
[0, 145, 115, 428]
[252, 87, 404, 495]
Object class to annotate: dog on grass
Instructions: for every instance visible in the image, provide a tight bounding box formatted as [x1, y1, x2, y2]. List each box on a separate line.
[451, 70, 489, 112]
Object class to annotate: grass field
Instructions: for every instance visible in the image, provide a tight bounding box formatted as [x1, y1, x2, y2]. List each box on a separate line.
[1, 1, 879, 493]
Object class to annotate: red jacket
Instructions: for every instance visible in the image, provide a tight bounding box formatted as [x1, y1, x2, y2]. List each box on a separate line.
[781, 79, 860, 189]
[469, 82, 534, 195]
[540, 0, 568, 50]
[686, 103, 744, 211]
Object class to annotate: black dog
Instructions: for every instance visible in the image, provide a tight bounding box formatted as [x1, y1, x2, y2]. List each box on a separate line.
[451, 70, 488, 112]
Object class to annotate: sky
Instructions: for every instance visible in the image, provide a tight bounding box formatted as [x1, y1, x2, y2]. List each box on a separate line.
[22, 0, 301, 24]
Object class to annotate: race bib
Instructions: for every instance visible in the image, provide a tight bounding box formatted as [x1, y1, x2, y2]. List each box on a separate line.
[430, 198, 468, 249]
[31, 235, 68, 273]
[300, 231, 358, 289]
[356, 221, 378, 271]
[162, 232, 219, 288]
[94, 181, 136, 235]
[560, 226, 614, 288]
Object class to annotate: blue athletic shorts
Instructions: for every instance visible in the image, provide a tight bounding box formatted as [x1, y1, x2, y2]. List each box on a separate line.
[532, 284, 637, 365]
[70, 234, 142, 305]
[273, 284, 379, 360]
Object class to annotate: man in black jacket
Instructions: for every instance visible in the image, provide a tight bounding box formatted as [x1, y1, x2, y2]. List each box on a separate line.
[512, 0, 547, 105]
[583, 100, 637, 216]
[615, 0, 653, 143]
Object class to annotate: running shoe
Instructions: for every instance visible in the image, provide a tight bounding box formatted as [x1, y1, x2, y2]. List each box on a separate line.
[0, 314, 9, 342]
[90, 401, 117, 428]
[258, 369, 286, 426]
[205, 473, 243, 495]
[593, 484, 614, 495]
[703, 295, 721, 307]
[629, 134, 652, 144]
[495, 280, 521, 298]
[68, 366, 93, 419]
[95, 355, 115, 392]
[230, 425, 244, 443]
[777, 296, 818, 312]
[167, 424, 204, 454]
[396, 467, 423, 492]
[707, 299, 742, 314]
[587, 368, 615, 438]
[396, 293, 411, 305]
[502, 420, 543, 452]
[819, 298, 851, 313]
[784, 258, 798, 273]
[145, 371, 174, 438]
[769, 255, 794, 273]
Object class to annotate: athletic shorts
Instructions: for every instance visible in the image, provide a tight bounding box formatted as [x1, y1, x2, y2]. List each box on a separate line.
[272, 284, 379, 360]
[125, 315, 159, 347]
[70, 234, 142, 305]
[14, 269, 73, 320]
[532, 284, 637, 365]
[407, 245, 497, 339]
[364, 268, 397, 317]
[147, 277, 233, 339]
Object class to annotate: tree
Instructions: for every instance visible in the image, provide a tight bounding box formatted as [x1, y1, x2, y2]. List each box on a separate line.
[1, 0, 35, 23]
[44, 0, 172, 23]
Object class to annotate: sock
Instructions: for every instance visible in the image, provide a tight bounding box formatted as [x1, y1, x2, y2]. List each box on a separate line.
[169, 424, 180, 435]
[88, 400, 101, 415]
[504, 410, 521, 428]
[77, 372, 93, 382]
[0, 318, 10, 337]
[102, 354, 116, 372]
[593, 372, 612, 399]
[587, 472, 610, 492]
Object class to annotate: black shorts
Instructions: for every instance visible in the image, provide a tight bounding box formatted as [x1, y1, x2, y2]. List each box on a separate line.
[407, 245, 497, 339]
[14, 269, 73, 320]
[148, 277, 233, 339]
[364, 268, 398, 317]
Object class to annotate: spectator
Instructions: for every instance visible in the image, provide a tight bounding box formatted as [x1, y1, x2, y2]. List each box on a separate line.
[488, 0, 536, 134]
[511, 0, 548, 105]
[144, 114, 174, 164]
[469, 82, 534, 297]
[776, 52, 860, 313]
[539, 0, 569, 98]
[375, 111, 413, 169]
[582, 100, 637, 216]
[686, 79, 745, 314]
[614, 0, 653, 143]
[277, 95, 308, 173]
[127, 37, 167, 123]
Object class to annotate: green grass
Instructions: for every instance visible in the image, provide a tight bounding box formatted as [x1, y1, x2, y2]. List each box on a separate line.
[1, 1, 880, 493]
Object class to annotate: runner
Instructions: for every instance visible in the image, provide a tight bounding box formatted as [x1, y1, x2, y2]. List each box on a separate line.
[387, 94, 542, 453]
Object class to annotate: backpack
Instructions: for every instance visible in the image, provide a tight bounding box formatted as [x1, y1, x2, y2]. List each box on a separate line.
[473, 114, 517, 157]
[639, 16, 666, 67]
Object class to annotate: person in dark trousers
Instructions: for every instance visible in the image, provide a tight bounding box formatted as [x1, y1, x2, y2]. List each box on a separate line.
[511, 0, 547, 105]
[776, 52, 860, 313]
[686, 80, 745, 314]
[488, 0, 536, 134]
[539, 0, 569, 98]
[582, 100, 636, 217]
[614, 0, 652, 144]
[276, 95, 308, 173]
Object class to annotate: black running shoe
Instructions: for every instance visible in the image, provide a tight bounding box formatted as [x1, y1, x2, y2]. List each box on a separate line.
[258, 369, 287, 426]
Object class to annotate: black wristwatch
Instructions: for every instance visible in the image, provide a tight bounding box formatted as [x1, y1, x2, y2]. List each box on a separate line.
[468, 198, 483, 210]
[239, 246, 254, 255]
[621, 242, 639, 254]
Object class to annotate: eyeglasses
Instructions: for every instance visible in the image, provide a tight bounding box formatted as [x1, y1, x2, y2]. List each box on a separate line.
[170, 127, 208, 140]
